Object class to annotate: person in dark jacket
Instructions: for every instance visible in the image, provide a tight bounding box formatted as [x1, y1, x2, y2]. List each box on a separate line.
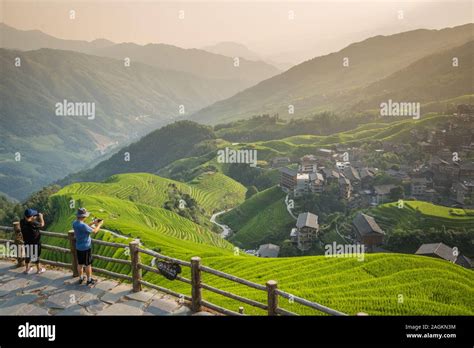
[20, 208, 45, 274]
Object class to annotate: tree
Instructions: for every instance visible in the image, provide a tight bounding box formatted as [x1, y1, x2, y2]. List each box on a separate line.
[389, 186, 404, 201]
[0, 185, 61, 227]
[279, 240, 299, 257]
[245, 186, 258, 199]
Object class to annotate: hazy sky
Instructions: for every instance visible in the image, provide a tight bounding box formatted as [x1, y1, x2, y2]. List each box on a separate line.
[1, 0, 472, 64]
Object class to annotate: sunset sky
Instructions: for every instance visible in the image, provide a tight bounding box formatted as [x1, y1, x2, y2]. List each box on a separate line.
[1, 0, 472, 64]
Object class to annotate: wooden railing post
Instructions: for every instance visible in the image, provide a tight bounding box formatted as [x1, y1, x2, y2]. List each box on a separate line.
[13, 222, 24, 267]
[191, 256, 202, 312]
[266, 280, 278, 316]
[129, 240, 142, 292]
[68, 230, 79, 277]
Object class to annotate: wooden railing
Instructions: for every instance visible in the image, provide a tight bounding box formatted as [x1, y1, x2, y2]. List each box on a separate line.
[0, 223, 347, 316]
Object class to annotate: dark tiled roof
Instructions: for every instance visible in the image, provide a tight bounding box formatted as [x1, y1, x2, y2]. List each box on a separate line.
[309, 173, 324, 181]
[322, 168, 340, 179]
[415, 242, 456, 262]
[296, 212, 319, 229]
[279, 167, 297, 176]
[359, 168, 374, 179]
[352, 213, 384, 236]
[455, 254, 473, 268]
[338, 176, 351, 185]
[257, 244, 280, 257]
[374, 184, 396, 195]
[343, 166, 361, 181]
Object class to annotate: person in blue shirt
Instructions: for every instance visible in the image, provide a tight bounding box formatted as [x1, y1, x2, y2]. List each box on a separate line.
[72, 208, 103, 285]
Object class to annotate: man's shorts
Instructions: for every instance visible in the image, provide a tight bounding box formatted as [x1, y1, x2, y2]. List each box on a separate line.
[76, 248, 93, 266]
[25, 243, 41, 264]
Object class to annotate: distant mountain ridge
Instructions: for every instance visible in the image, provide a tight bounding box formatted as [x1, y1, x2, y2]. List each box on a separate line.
[201, 41, 294, 71]
[347, 40, 474, 111]
[0, 48, 247, 200]
[201, 41, 262, 61]
[91, 42, 279, 84]
[0, 23, 280, 88]
[190, 23, 474, 124]
[0, 23, 115, 51]
[0, 24, 279, 201]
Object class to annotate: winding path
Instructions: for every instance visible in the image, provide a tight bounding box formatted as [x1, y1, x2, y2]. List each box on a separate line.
[210, 209, 233, 238]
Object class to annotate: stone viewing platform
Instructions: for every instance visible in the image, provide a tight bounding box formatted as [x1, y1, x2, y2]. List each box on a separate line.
[0, 260, 214, 316]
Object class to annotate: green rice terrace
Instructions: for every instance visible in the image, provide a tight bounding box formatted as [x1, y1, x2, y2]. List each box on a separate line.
[219, 186, 295, 249]
[35, 172, 473, 316]
[372, 200, 474, 223]
[157, 114, 450, 178]
[369, 201, 474, 255]
[254, 114, 449, 158]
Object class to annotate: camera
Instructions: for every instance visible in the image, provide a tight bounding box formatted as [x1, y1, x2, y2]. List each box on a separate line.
[92, 217, 103, 224]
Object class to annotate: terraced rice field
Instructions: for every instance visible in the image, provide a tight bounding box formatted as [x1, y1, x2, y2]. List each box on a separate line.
[370, 200, 474, 232]
[188, 172, 246, 212]
[42, 174, 473, 316]
[255, 114, 448, 157]
[49, 193, 233, 256]
[59, 172, 245, 215]
[220, 186, 295, 248]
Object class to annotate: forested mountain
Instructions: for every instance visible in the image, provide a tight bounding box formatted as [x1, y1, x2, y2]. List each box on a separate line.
[0, 48, 242, 200]
[0, 23, 115, 52]
[57, 121, 217, 185]
[191, 24, 474, 124]
[1, 23, 280, 92]
[92, 43, 280, 85]
[201, 41, 262, 61]
[347, 40, 474, 111]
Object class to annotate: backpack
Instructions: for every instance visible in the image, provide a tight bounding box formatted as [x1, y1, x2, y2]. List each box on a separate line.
[156, 260, 182, 280]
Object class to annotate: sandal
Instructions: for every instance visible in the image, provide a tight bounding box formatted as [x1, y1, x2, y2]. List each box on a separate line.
[24, 268, 34, 274]
[37, 267, 46, 274]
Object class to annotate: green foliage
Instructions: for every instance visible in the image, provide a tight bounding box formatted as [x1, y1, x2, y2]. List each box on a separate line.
[245, 186, 258, 199]
[36, 174, 474, 315]
[214, 112, 377, 143]
[60, 121, 217, 185]
[221, 186, 295, 248]
[59, 172, 245, 217]
[0, 195, 21, 224]
[295, 189, 346, 218]
[389, 186, 405, 201]
[373, 172, 401, 186]
[370, 201, 474, 256]
[191, 24, 474, 124]
[0, 47, 243, 200]
[279, 239, 300, 257]
[226, 163, 279, 191]
[163, 183, 208, 227]
[0, 185, 61, 226]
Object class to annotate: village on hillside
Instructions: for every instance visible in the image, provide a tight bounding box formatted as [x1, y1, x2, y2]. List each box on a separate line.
[256, 105, 474, 268]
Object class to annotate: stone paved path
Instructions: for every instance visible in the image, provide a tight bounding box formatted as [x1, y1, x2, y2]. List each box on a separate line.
[0, 260, 213, 316]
